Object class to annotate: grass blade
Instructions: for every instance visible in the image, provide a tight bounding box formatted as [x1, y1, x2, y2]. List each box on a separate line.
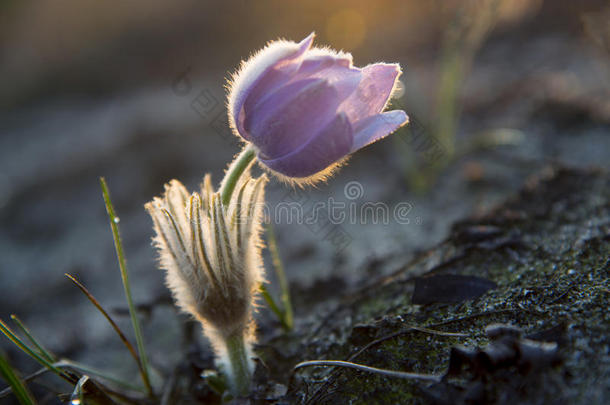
[9, 315, 55, 363]
[64, 274, 145, 382]
[57, 360, 142, 393]
[259, 284, 285, 324]
[267, 224, 293, 331]
[0, 352, 36, 405]
[0, 367, 49, 399]
[0, 320, 74, 383]
[99, 177, 153, 397]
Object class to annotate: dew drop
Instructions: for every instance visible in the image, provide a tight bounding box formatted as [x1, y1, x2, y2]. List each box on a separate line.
[113, 217, 120, 224]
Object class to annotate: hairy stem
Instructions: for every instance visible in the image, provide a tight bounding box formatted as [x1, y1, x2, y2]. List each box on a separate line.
[224, 332, 252, 396]
[220, 145, 256, 206]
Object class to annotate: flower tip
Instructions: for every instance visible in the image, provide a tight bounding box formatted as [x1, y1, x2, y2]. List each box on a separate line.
[298, 32, 316, 51]
[396, 111, 409, 130]
[386, 62, 403, 76]
[302, 31, 315, 41]
[392, 110, 410, 126]
[378, 62, 403, 79]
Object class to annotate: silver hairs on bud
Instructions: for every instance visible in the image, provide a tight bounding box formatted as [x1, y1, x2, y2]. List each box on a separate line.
[145, 170, 267, 376]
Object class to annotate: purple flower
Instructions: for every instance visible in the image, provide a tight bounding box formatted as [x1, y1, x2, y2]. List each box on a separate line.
[228, 33, 408, 182]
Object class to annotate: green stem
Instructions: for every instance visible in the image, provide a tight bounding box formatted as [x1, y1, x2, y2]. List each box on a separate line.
[220, 145, 256, 206]
[224, 332, 252, 397]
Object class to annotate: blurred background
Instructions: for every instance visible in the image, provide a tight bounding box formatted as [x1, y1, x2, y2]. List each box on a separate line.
[1, 0, 609, 401]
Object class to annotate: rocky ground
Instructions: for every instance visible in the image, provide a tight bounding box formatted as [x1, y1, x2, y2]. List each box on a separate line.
[260, 167, 608, 405]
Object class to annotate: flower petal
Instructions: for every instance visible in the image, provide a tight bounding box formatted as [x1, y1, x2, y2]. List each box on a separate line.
[231, 33, 315, 140]
[250, 77, 358, 159]
[350, 110, 408, 152]
[244, 54, 360, 131]
[340, 63, 401, 125]
[259, 113, 353, 178]
[295, 52, 355, 80]
[302, 62, 361, 100]
[243, 77, 321, 136]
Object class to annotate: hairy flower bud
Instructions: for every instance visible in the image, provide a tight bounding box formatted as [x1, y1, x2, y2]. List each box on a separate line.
[145, 171, 267, 391]
[228, 32, 408, 183]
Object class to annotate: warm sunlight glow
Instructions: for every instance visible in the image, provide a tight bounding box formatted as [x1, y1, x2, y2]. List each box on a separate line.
[326, 8, 367, 51]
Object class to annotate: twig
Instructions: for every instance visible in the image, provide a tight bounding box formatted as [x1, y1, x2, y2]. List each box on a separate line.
[409, 325, 468, 337]
[301, 324, 465, 404]
[294, 360, 441, 381]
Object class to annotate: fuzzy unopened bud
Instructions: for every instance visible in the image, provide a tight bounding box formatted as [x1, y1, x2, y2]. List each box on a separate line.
[145, 170, 267, 394]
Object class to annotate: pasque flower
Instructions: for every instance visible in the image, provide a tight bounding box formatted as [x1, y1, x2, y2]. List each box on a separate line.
[144, 32, 410, 397]
[145, 169, 267, 396]
[228, 32, 408, 182]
